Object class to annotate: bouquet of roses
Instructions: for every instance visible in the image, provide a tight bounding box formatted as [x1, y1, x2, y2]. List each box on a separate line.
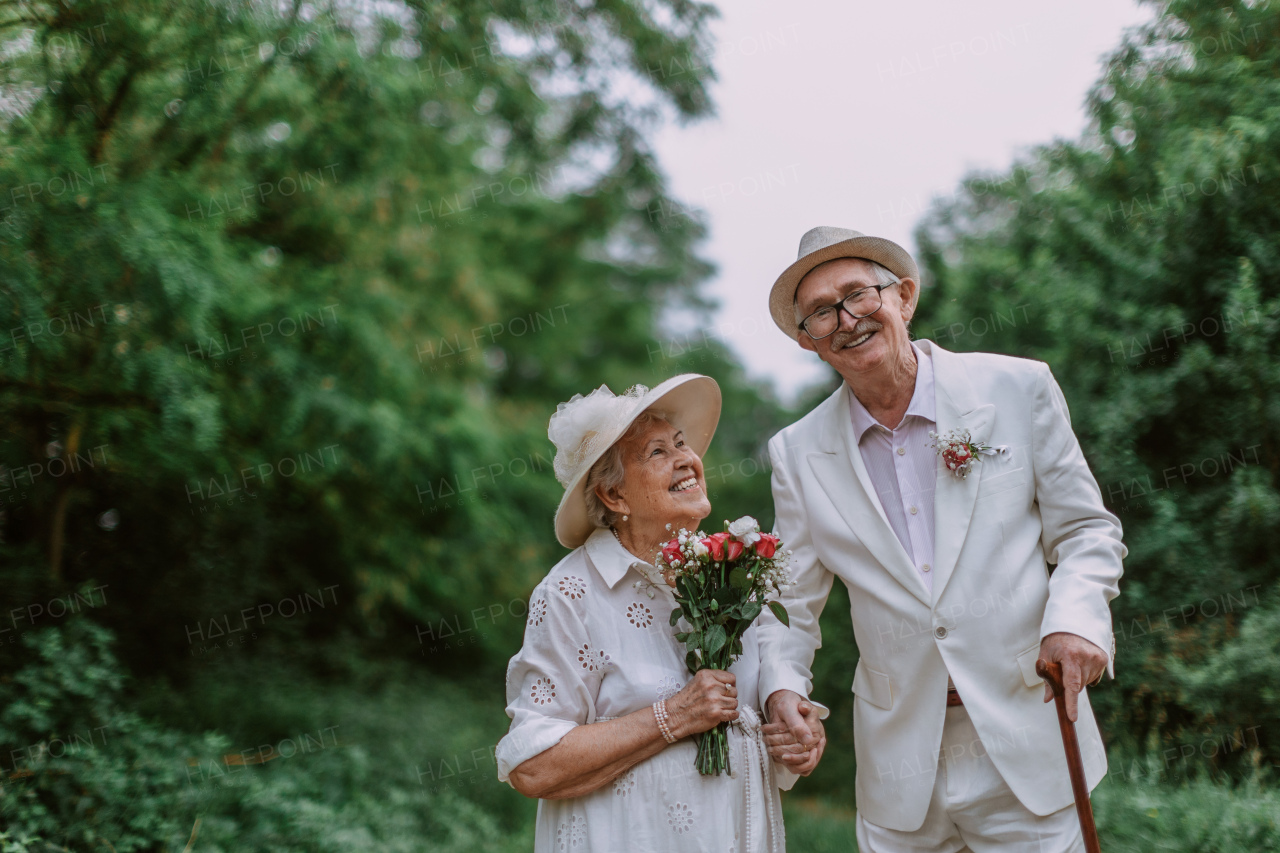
[655, 515, 792, 776]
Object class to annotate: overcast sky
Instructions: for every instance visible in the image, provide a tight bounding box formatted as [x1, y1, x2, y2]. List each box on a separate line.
[651, 0, 1153, 402]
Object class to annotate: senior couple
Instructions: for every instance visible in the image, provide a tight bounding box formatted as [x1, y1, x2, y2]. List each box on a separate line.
[496, 227, 1127, 852]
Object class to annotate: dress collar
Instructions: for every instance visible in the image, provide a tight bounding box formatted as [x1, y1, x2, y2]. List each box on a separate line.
[847, 340, 936, 442]
[583, 526, 656, 590]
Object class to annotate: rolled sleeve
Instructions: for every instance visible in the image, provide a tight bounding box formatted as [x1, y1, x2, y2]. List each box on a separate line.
[495, 582, 596, 784]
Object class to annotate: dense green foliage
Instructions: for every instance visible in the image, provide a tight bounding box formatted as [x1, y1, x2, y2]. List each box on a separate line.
[0, 0, 747, 677]
[0, 620, 537, 851]
[0, 0, 797, 845]
[0, 0, 1276, 848]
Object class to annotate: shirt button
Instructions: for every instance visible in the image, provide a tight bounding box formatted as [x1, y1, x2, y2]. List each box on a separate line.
[922, 563, 932, 573]
[909, 506, 918, 515]
[897, 447, 906, 456]
[935, 626, 948, 639]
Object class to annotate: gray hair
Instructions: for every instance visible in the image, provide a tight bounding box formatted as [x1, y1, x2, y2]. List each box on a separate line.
[584, 410, 671, 530]
[793, 258, 900, 327]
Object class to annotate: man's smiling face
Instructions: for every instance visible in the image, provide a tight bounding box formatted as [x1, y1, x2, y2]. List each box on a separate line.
[793, 257, 918, 378]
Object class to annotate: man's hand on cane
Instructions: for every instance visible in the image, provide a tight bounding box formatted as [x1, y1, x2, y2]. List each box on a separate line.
[1038, 632, 1108, 723]
[762, 689, 827, 776]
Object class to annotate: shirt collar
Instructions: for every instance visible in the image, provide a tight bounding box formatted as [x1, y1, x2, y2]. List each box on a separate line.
[847, 340, 936, 442]
[583, 526, 653, 589]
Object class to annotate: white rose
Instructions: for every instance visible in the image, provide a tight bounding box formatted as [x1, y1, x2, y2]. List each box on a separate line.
[727, 516, 759, 539]
[692, 538, 709, 558]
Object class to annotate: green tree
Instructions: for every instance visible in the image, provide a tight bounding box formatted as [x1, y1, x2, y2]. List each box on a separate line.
[0, 0, 730, 679]
[0, 0, 807, 847]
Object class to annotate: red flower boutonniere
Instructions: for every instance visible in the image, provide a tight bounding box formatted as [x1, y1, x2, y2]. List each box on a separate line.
[929, 428, 1008, 479]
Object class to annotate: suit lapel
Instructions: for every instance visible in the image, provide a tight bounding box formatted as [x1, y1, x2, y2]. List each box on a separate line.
[923, 341, 995, 606]
[806, 383, 931, 607]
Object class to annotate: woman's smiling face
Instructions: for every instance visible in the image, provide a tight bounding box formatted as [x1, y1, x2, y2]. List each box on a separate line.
[614, 416, 711, 531]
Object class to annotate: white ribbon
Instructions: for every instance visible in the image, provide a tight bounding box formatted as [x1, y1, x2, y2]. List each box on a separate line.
[731, 705, 784, 853]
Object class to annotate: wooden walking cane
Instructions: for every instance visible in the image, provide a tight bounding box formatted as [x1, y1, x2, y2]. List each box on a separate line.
[1036, 660, 1103, 853]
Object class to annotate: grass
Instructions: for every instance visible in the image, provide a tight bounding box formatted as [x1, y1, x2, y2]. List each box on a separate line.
[780, 794, 860, 851]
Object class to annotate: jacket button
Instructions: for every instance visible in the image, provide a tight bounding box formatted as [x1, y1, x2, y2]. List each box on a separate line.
[934, 626, 948, 639]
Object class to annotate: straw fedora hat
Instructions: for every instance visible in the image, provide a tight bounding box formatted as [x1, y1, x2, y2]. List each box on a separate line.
[549, 374, 722, 549]
[769, 226, 920, 339]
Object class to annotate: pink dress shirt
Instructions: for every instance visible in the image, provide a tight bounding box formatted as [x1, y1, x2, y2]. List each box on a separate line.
[848, 342, 954, 690]
[846, 341, 938, 593]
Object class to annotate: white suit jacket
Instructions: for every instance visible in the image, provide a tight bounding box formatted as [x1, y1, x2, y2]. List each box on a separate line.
[757, 340, 1126, 831]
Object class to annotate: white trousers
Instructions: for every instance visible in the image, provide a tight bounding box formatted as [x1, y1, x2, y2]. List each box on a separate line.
[856, 705, 1086, 853]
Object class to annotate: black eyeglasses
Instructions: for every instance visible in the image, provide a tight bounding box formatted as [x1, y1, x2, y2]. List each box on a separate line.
[798, 282, 898, 340]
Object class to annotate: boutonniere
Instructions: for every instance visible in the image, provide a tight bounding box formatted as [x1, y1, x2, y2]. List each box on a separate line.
[929, 429, 1008, 479]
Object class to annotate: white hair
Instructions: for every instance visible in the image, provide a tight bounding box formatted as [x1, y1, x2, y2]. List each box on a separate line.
[793, 258, 900, 326]
[583, 410, 671, 530]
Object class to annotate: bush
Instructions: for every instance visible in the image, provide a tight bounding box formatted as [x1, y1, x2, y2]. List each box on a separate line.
[0, 621, 534, 851]
[1093, 773, 1280, 852]
[0, 619, 218, 850]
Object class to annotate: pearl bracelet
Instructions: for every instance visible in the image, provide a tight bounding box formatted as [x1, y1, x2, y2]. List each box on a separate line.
[653, 699, 677, 743]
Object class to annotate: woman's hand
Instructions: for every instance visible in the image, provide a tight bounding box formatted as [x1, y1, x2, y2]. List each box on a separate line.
[665, 669, 738, 739]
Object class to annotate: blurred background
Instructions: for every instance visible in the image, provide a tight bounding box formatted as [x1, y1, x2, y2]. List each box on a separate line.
[0, 0, 1277, 850]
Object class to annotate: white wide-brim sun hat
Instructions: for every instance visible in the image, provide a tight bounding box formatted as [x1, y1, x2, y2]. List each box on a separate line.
[549, 374, 721, 549]
[769, 226, 920, 339]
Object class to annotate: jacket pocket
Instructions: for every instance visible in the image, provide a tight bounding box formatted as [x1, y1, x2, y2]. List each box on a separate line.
[1015, 643, 1043, 688]
[976, 474, 1029, 506]
[851, 660, 894, 710]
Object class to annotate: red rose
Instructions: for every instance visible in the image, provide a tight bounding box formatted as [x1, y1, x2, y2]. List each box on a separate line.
[755, 534, 780, 559]
[703, 533, 728, 561]
[660, 538, 682, 565]
[725, 539, 744, 561]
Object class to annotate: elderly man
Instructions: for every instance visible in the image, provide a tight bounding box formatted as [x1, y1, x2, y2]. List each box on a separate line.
[757, 227, 1125, 852]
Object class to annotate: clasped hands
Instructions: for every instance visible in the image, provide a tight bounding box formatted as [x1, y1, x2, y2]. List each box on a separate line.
[762, 690, 826, 775]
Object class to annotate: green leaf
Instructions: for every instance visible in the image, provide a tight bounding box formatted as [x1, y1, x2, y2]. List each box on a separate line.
[670, 608, 682, 627]
[686, 650, 700, 672]
[705, 624, 727, 655]
[674, 632, 689, 643]
[767, 600, 790, 627]
[729, 567, 750, 589]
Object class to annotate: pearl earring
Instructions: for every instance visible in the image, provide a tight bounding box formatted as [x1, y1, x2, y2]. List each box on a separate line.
[622, 514, 629, 522]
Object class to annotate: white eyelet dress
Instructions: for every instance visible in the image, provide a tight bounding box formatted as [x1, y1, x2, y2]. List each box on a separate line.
[497, 527, 795, 853]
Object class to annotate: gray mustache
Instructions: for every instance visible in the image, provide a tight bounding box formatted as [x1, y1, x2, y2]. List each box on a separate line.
[831, 319, 883, 350]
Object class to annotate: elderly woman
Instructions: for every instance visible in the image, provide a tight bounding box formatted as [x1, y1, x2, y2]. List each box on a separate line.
[496, 375, 824, 852]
